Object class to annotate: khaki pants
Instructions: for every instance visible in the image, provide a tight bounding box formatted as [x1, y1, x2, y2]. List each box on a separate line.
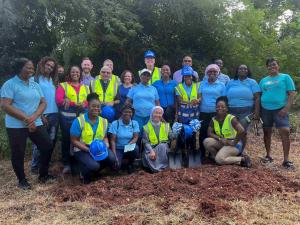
[203, 138, 242, 165]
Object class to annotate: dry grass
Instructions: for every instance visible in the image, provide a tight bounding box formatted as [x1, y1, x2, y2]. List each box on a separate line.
[0, 131, 299, 225]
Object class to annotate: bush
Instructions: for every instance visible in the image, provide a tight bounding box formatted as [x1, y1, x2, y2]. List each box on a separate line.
[0, 111, 10, 159]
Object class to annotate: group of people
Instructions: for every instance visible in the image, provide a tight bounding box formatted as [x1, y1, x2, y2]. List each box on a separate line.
[0, 50, 296, 189]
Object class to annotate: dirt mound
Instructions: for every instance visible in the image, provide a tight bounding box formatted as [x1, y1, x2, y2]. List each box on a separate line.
[52, 165, 300, 218]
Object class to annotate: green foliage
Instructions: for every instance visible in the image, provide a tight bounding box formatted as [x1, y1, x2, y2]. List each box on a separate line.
[0, 111, 10, 158]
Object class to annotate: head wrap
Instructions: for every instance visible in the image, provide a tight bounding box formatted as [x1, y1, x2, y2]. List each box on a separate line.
[205, 64, 220, 76]
[150, 106, 164, 125]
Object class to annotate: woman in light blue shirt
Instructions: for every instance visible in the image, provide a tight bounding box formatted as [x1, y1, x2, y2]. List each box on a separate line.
[226, 64, 260, 129]
[1, 58, 55, 189]
[199, 64, 225, 161]
[31, 56, 59, 174]
[109, 105, 139, 173]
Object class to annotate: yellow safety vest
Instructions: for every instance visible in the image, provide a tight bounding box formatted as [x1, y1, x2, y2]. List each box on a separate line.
[143, 121, 170, 145]
[78, 114, 108, 145]
[60, 82, 89, 104]
[139, 67, 161, 84]
[175, 82, 200, 103]
[212, 114, 237, 139]
[90, 77, 119, 103]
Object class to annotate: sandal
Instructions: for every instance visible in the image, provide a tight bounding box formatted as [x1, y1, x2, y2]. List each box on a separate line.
[260, 156, 273, 163]
[282, 161, 295, 170]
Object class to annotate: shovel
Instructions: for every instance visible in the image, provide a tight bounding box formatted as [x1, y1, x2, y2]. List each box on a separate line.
[168, 149, 182, 169]
[188, 149, 202, 168]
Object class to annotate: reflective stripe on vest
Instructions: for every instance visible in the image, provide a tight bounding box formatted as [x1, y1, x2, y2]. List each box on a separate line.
[143, 121, 169, 145]
[91, 78, 119, 102]
[78, 114, 108, 145]
[212, 114, 237, 139]
[60, 82, 89, 104]
[175, 82, 200, 103]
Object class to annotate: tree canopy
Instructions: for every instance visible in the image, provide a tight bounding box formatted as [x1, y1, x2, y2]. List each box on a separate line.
[1, 0, 300, 84]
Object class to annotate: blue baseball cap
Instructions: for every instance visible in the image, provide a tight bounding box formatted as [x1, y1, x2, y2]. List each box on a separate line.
[144, 50, 156, 58]
[181, 66, 194, 76]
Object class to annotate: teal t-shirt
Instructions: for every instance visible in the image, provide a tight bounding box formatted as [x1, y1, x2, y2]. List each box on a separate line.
[259, 73, 295, 110]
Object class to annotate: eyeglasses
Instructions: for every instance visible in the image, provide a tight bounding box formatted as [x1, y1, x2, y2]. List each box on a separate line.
[184, 60, 192, 62]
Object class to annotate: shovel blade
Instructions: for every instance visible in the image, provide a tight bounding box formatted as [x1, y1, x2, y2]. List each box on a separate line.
[188, 151, 202, 168]
[168, 152, 182, 169]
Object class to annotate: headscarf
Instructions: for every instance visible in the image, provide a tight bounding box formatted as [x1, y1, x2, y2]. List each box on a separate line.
[150, 106, 164, 126]
[205, 64, 220, 76]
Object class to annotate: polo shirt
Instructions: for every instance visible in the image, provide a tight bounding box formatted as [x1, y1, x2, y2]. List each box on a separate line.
[70, 113, 102, 138]
[1, 75, 44, 128]
[127, 83, 159, 117]
[109, 119, 139, 148]
[152, 79, 177, 107]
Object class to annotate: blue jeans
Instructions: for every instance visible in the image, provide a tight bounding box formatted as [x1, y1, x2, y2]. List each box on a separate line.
[115, 146, 138, 170]
[74, 149, 117, 181]
[31, 113, 59, 170]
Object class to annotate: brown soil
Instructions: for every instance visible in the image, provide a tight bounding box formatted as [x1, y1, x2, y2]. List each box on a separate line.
[51, 165, 300, 218]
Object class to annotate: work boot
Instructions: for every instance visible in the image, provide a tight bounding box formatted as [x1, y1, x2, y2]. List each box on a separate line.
[38, 174, 57, 184]
[18, 179, 31, 190]
[241, 155, 252, 168]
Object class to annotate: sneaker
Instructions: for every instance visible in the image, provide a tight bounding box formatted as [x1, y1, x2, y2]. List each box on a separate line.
[241, 155, 252, 168]
[282, 161, 295, 170]
[62, 165, 71, 174]
[38, 174, 57, 183]
[18, 179, 31, 190]
[31, 168, 39, 175]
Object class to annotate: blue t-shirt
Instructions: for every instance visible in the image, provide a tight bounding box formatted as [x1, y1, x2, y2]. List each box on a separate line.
[109, 119, 140, 149]
[226, 78, 260, 108]
[119, 84, 132, 106]
[152, 79, 177, 108]
[1, 75, 44, 128]
[199, 80, 226, 113]
[259, 73, 296, 110]
[30, 76, 58, 114]
[127, 84, 159, 117]
[70, 113, 102, 138]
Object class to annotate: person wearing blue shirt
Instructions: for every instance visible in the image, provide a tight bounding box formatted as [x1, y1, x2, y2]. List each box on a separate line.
[126, 69, 160, 133]
[1, 58, 55, 189]
[115, 70, 135, 118]
[226, 64, 261, 129]
[202, 59, 230, 85]
[199, 64, 226, 161]
[109, 105, 139, 173]
[30, 56, 60, 174]
[259, 58, 296, 169]
[70, 93, 117, 184]
[152, 65, 177, 124]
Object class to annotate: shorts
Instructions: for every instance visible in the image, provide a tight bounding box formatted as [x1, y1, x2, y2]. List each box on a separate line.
[261, 107, 289, 128]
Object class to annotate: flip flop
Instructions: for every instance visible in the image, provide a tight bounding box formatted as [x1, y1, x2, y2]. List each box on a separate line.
[282, 161, 295, 170]
[260, 156, 273, 163]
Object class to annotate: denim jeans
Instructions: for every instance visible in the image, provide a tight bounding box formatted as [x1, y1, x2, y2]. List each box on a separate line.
[31, 113, 59, 170]
[74, 149, 117, 181]
[115, 145, 138, 170]
[7, 126, 53, 181]
[229, 107, 253, 130]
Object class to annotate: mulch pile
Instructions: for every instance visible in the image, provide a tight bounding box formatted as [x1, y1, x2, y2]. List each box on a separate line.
[51, 165, 300, 218]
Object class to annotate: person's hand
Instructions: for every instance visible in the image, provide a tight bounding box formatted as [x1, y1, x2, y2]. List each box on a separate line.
[63, 99, 70, 110]
[253, 112, 260, 120]
[149, 150, 156, 161]
[41, 116, 48, 127]
[191, 99, 199, 106]
[105, 101, 114, 106]
[227, 139, 235, 146]
[278, 107, 288, 118]
[24, 116, 36, 126]
[28, 123, 37, 133]
[220, 138, 228, 146]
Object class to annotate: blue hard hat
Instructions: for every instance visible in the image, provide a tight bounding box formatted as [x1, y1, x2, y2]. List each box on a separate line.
[181, 124, 193, 140]
[144, 50, 156, 58]
[101, 105, 115, 123]
[181, 66, 193, 76]
[89, 139, 108, 161]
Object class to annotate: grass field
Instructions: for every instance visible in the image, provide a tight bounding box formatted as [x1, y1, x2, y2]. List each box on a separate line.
[0, 131, 299, 225]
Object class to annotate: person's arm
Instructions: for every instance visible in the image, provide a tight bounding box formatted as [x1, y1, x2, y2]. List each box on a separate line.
[207, 121, 221, 141]
[155, 99, 160, 106]
[253, 92, 261, 119]
[278, 91, 296, 117]
[71, 135, 90, 152]
[110, 134, 117, 153]
[142, 130, 156, 160]
[1, 98, 29, 123]
[129, 133, 139, 145]
[125, 97, 132, 106]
